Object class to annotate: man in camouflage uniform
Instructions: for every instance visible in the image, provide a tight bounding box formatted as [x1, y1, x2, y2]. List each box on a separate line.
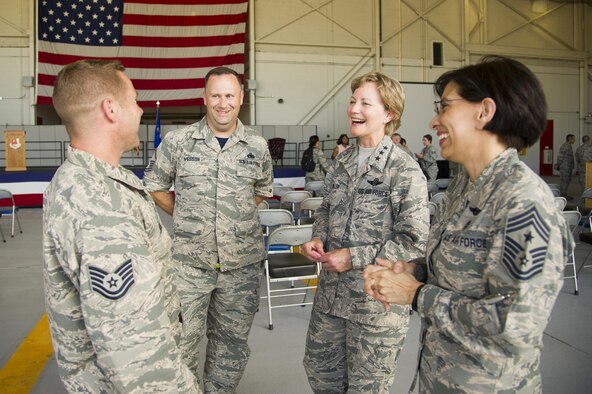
[43, 60, 199, 393]
[144, 67, 273, 393]
[556, 134, 575, 198]
[575, 135, 592, 193]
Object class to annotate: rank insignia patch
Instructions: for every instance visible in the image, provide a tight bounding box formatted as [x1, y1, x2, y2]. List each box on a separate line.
[502, 206, 549, 280]
[89, 259, 135, 300]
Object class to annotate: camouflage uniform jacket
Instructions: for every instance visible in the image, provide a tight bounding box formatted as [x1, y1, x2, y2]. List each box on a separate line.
[575, 143, 592, 173]
[419, 144, 438, 181]
[143, 118, 273, 271]
[43, 147, 199, 393]
[313, 136, 429, 326]
[305, 146, 330, 182]
[557, 142, 574, 171]
[416, 148, 573, 393]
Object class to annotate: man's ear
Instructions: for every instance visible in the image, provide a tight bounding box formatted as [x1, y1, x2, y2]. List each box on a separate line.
[102, 98, 116, 122]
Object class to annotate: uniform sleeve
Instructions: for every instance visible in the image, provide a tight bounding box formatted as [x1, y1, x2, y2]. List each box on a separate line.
[143, 134, 176, 192]
[349, 163, 430, 269]
[75, 211, 199, 393]
[417, 200, 572, 354]
[255, 142, 274, 198]
[316, 149, 330, 174]
[424, 146, 438, 166]
[311, 163, 335, 242]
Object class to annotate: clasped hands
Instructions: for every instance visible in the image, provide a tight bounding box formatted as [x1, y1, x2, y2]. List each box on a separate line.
[302, 238, 423, 309]
[363, 258, 423, 309]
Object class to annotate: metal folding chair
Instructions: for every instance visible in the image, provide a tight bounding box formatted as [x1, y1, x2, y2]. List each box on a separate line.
[0, 190, 23, 238]
[562, 210, 581, 295]
[262, 224, 319, 330]
[297, 197, 323, 225]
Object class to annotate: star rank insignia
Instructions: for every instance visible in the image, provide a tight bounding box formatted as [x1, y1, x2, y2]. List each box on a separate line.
[88, 259, 135, 300]
[502, 206, 549, 280]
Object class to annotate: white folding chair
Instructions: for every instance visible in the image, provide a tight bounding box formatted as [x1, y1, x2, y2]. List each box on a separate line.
[258, 209, 293, 236]
[258, 209, 293, 254]
[554, 196, 567, 211]
[0, 190, 23, 238]
[562, 210, 581, 295]
[257, 200, 270, 210]
[304, 180, 325, 197]
[434, 178, 452, 190]
[280, 190, 312, 222]
[426, 181, 439, 199]
[430, 192, 446, 205]
[262, 224, 319, 330]
[428, 201, 437, 225]
[298, 197, 323, 225]
[0, 212, 5, 243]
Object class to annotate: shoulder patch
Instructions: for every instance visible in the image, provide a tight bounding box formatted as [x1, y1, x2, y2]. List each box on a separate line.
[502, 206, 550, 280]
[88, 259, 135, 300]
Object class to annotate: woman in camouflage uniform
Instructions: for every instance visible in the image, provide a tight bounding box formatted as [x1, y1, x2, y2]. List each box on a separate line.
[301, 71, 429, 393]
[364, 56, 574, 394]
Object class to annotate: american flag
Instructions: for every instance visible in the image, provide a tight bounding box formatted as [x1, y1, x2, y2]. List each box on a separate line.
[37, 0, 248, 107]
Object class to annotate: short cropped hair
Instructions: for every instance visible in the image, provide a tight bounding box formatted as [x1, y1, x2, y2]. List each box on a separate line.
[205, 66, 242, 88]
[350, 71, 405, 136]
[53, 59, 126, 127]
[309, 135, 320, 148]
[423, 134, 432, 143]
[566, 134, 575, 142]
[434, 55, 546, 150]
[583, 135, 590, 143]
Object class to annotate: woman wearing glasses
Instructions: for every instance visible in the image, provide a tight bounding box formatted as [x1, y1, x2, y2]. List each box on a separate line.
[302, 71, 429, 393]
[364, 56, 573, 393]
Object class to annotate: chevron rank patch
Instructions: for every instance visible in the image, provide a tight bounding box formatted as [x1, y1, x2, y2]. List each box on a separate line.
[502, 206, 550, 280]
[88, 259, 135, 300]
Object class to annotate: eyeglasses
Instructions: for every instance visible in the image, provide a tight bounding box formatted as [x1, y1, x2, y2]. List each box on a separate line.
[433, 98, 465, 114]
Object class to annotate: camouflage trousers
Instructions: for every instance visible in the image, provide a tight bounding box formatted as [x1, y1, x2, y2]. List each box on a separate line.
[176, 261, 263, 394]
[559, 167, 572, 194]
[303, 309, 408, 393]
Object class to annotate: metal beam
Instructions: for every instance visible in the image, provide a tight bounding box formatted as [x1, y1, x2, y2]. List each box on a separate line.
[298, 54, 373, 125]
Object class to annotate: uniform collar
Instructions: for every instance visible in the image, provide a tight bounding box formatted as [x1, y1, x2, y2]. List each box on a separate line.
[66, 145, 144, 191]
[338, 135, 393, 179]
[190, 117, 247, 151]
[461, 148, 518, 212]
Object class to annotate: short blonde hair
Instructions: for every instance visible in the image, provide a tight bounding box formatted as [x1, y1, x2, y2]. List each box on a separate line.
[350, 71, 405, 136]
[53, 59, 126, 127]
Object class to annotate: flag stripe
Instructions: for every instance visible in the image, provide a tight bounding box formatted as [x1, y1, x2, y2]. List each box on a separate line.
[125, 3, 247, 16]
[122, 32, 245, 48]
[123, 13, 246, 27]
[37, 0, 248, 108]
[123, 22, 246, 37]
[38, 41, 246, 61]
[38, 51, 244, 69]
[127, 0, 247, 5]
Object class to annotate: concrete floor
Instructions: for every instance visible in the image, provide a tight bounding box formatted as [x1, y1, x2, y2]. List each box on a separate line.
[1, 176, 592, 393]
